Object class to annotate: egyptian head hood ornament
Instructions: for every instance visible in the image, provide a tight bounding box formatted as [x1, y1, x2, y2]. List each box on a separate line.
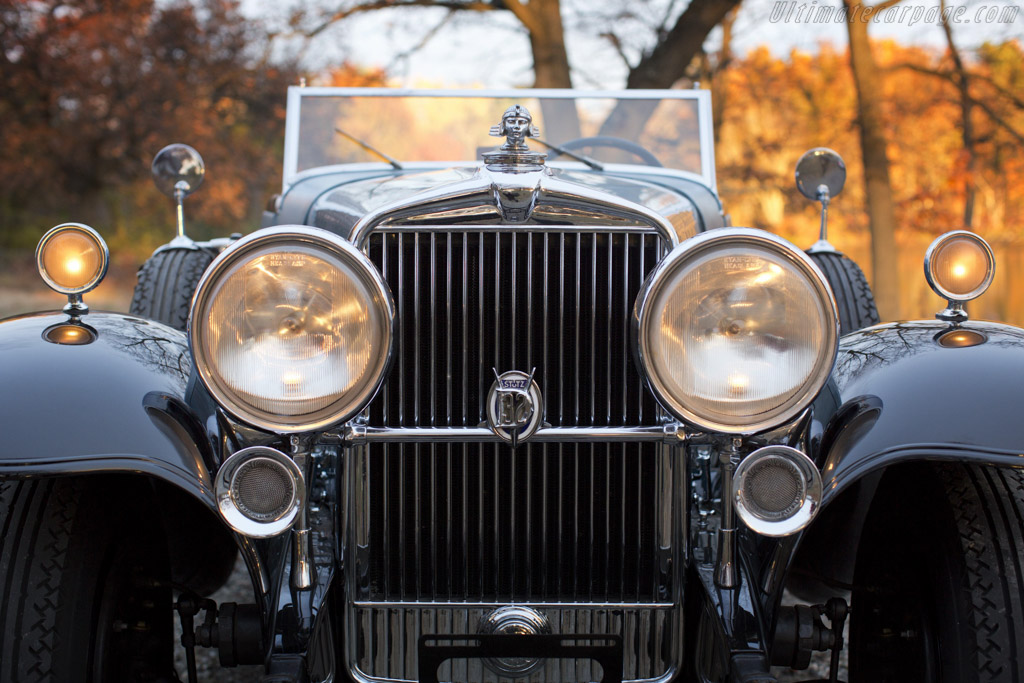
[484, 104, 546, 172]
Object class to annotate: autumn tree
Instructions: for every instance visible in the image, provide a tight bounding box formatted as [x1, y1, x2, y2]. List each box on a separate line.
[0, 0, 298, 254]
[844, 0, 902, 320]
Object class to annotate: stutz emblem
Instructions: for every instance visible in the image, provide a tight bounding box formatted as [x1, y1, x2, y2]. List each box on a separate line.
[486, 369, 544, 447]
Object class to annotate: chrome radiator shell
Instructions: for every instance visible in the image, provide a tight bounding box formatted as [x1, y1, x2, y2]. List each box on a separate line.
[343, 227, 683, 683]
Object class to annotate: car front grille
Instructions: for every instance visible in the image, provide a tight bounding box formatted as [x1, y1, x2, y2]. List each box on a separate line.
[345, 228, 680, 683]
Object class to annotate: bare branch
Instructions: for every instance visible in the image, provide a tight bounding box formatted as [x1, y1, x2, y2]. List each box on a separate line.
[970, 93, 1024, 146]
[970, 70, 1024, 111]
[895, 62, 1024, 144]
[889, 61, 1024, 112]
[599, 30, 634, 71]
[625, 0, 743, 89]
[306, 0, 496, 37]
[387, 9, 456, 68]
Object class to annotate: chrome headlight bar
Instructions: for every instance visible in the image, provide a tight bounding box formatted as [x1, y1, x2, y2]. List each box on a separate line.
[190, 226, 395, 433]
[634, 228, 839, 434]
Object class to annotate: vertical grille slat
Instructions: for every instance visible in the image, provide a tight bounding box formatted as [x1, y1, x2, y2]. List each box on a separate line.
[364, 228, 665, 605]
[357, 227, 672, 682]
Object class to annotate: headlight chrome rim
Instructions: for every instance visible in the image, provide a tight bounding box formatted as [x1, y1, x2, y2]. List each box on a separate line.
[35, 223, 110, 296]
[733, 445, 821, 537]
[215, 446, 305, 538]
[924, 230, 995, 303]
[190, 226, 395, 434]
[634, 228, 840, 435]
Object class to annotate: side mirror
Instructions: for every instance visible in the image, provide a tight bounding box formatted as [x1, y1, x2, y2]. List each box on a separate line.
[796, 147, 845, 202]
[151, 144, 205, 243]
[796, 148, 845, 253]
[152, 144, 205, 199]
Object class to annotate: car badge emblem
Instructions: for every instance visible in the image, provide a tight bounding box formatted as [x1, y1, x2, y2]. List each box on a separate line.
[486, 368, 544, 448]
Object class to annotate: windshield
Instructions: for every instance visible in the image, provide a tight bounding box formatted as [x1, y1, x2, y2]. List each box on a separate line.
[284, 88, 715, 189]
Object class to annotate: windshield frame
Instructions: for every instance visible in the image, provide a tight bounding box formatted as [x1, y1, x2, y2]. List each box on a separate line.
[283, 87, 716, 192]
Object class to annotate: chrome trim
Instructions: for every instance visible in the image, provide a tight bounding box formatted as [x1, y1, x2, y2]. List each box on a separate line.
[35, 223, 110, 297]
[286, 160, 713, 192]
[348, 172, 679, 248]
[292, 528, 314, 589]
[924, 230, 995, 320]
[215, 446, 305, 538]
[283, 87, 716, 191]
[345, 604, 679, 683]
[344, 438, 685, 682]
[345, 223, 682, 683]
[633, 227, 840, 435]
[349, 426, 672, 443]
[715, 440, 740, 588]
[189, 226, 396, 434]
[478, 605, 551, 677]
[733, 445, 822, 537]
[352, 601, 676, 609]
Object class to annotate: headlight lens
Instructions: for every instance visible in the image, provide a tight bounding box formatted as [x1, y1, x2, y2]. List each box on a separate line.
[36, 223, 109, 295]
[924, 230, 994, 302]
[636, 228, 839, 433]
[191, 227, 394, 433]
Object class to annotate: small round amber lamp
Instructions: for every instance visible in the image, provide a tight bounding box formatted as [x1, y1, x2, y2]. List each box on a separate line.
[924, 231, 994, 303]
[35, 224, 109, 295]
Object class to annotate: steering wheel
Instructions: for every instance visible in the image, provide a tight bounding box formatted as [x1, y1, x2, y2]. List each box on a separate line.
[546, 136, 663, 167]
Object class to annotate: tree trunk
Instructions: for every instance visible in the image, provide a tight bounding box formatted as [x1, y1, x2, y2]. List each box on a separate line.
[521, 0, 581, 140]
[599, 0, 741, 140]
[940, 0, 975, 228]
[712, 7, 738, 141]
[845, 0, 900, 320]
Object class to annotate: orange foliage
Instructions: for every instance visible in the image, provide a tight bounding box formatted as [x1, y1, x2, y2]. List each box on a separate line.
[714, 40, 1024, 322]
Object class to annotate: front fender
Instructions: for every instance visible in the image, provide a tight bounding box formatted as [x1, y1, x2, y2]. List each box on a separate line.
[820, 320, 1024, 501]
[0, 311, 217, 508]
[787, 319, 1024, 597]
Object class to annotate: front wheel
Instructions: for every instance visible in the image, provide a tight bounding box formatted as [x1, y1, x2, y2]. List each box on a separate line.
[851, 464, 1024, 682]
[0, 478, 176, 682]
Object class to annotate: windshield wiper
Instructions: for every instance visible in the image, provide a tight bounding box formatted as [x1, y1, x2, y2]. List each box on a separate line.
[531, 138, 605, 172]
[334, 127, 403, 170]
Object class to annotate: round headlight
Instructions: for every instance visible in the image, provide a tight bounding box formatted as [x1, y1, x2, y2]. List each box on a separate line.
[35, 223, 109, 295]
[635, 228, 839, 434]
[191, 227, 394, 433]
[924, 230, 994, 302]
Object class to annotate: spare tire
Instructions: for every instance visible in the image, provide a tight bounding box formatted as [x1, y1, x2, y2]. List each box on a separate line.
[807, 250, 880, 334]
[130, 247, 213, 331]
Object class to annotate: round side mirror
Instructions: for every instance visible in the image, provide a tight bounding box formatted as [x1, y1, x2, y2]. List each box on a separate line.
[795, 148, 845, 201]
[152, 144, 205, 198]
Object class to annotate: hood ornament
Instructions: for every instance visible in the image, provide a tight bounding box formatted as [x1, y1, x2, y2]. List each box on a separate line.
[484, 104, 546, 173]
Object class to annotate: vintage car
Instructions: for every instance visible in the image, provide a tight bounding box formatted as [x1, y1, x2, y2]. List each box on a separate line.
[1, 88, 1022, 683]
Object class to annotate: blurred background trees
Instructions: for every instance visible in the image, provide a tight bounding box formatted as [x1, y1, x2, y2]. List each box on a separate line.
[1, 0, 1023, 322]
[0, 0, 297, 257]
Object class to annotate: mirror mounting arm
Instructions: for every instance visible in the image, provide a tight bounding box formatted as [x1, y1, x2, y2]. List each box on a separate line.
[809, 183, 838, 254]
[173, 180, 191, 243]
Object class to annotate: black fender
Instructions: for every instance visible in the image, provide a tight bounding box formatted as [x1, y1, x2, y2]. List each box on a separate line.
[0, 311, 237, 593]
[793, 320, 1024, 590]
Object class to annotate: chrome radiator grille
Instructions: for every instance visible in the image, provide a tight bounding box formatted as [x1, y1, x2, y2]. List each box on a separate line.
[364, 229, 662, 427]
[347, 228, 679, 683]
